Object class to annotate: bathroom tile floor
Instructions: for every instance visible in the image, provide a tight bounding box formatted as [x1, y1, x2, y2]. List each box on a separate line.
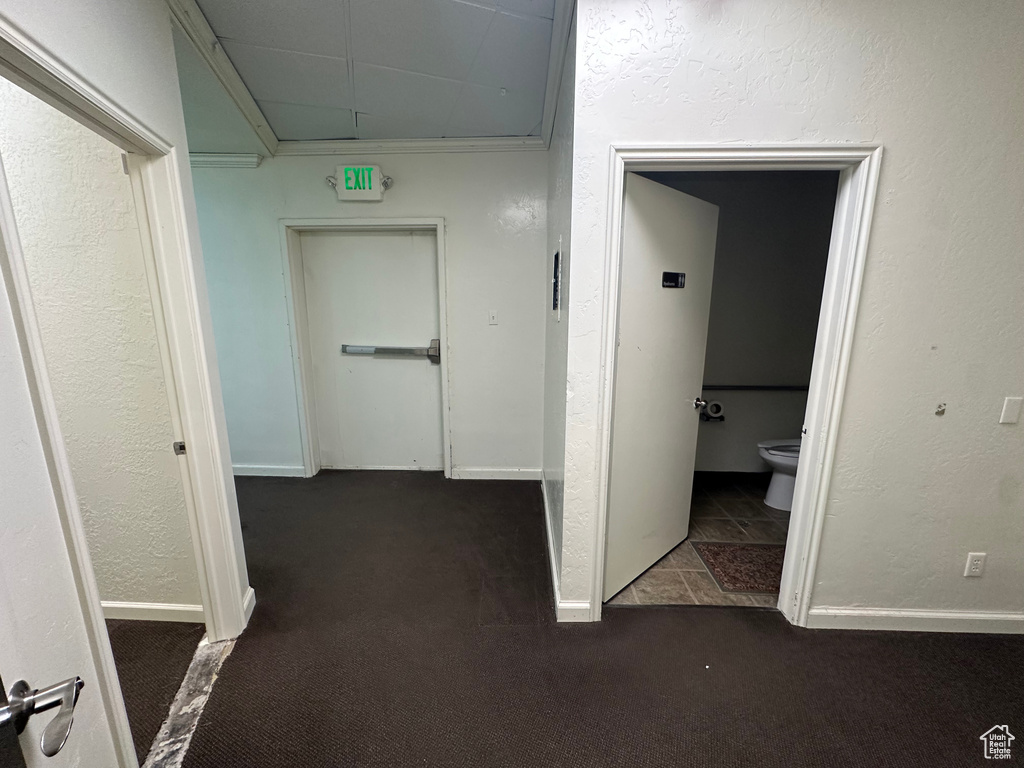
[608, 472, 790, 608]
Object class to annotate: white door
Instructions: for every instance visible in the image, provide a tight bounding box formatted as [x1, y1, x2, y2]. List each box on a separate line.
[603, 174, 720, 601]
[301, 230, 444, 470]
[0, 163, 133, 765]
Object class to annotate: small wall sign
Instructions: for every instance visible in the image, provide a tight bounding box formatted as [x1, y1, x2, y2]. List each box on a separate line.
[662, 271, 685, 288]
[334, 165, 384, 201]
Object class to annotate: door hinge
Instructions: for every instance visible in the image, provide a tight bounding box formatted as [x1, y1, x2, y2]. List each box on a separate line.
[173, 441, 186, 455]
[121, 153, 130, 175]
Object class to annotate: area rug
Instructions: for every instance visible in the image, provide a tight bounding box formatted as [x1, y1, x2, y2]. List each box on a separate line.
[692, 542, 786, 593]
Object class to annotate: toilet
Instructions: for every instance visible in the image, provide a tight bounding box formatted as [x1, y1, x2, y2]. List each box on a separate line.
[757, 439, 801, 511]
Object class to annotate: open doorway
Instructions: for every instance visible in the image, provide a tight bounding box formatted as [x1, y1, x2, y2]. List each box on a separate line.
[604, 171, 839, 608]
[0, 77, 205, 763]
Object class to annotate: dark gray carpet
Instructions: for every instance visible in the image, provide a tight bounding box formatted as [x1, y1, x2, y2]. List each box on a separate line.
[182, 471, 1023, 767]
[106, 618, 205, 761]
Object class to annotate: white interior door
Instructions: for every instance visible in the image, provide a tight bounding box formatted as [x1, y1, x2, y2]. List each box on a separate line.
[301, 230, 444, 470]
[0, 161, 133, 765]
[603, 174, 720, 601]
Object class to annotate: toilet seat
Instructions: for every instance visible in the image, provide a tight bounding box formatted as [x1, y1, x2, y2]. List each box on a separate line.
[765, 444, 800, 458]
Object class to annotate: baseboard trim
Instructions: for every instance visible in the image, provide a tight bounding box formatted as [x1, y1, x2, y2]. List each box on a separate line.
[242, 587, 256, 625]
[232, 464, 306, 477]
[541, 476, 593, 622]
[102, 601, 205, 623]
[451, 467, 543, 480]
[807, 606, 1024, 634]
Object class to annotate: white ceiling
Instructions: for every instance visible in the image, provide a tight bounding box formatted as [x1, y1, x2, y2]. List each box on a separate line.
[193, 0, 555, 141]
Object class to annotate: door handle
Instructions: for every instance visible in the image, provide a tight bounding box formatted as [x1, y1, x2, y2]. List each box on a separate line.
[0, 677, 84, 757]
[694, 397, 707, 410]
[341, 338, 442, 365]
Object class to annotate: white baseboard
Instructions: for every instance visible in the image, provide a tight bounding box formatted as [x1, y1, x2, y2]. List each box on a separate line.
[451, 467, 543, 480]
[102, 600, 205, 623]
[807, 606, 1024, 634]
[541, 476, 594, 622]
[233, 464, 306, 477]
[242, 586, 256, 624]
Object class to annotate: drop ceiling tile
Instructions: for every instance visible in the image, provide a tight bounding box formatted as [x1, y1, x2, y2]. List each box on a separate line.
[355, 112, 447, 140]
[221, 41, 352, 109]
[353, 63, 463, 126]
[196, 0, 348, 57]
[258, 101, 357, 140]
[468, 11, 552, 93]
[445, 82, 543, 137]
[349, 0, 494, 81]
[475, 0, 556, 20]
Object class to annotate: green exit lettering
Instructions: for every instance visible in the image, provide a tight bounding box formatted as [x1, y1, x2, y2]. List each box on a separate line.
[343, 167, 373, 191]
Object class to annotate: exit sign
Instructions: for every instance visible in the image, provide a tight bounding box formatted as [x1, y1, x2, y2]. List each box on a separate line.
[335, 165, 383, 201]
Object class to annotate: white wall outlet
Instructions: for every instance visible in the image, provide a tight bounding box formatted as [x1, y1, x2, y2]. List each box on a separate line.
[964, 552, 986, 577]
[488, 309, 498, 326]
[999, 397, 1022, 424]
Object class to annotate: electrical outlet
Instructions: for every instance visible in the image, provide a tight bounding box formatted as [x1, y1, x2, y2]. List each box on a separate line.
[964, 552, 986, 577]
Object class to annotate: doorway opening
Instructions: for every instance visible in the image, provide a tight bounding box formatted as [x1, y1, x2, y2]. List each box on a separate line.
[281, 219, 453, 478]
[0, 75, 208, 764]
[594, 145, 882, 625]
[605, 170, 840, 609]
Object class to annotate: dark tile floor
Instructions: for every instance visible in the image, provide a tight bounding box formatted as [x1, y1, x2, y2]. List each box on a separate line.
[610, 472, 789, 607]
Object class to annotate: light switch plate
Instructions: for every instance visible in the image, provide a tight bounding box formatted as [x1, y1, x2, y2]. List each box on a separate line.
[999, 397, 1023, 424]
[488, 310, 498, 326]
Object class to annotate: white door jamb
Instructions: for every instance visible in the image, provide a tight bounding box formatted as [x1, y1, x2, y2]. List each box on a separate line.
[590, 144, 883, 624]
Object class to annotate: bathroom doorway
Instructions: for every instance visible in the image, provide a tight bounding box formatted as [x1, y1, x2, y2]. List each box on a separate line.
[603, 167, 849, 609]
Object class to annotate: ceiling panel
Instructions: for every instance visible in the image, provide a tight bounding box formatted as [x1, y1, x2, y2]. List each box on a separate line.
[468, 11, 552, 93]
[478, 0, 556, 20]
[355, 112, 447, 140]
[184, 0, 562, 143]
[196, 0, 348, 57]
[258, 101, 357, 141]
[353, 63, 463, 126]
[221, 41, 352, 109]
[446, 82, 543, 137]
[349, 0, 494, 81]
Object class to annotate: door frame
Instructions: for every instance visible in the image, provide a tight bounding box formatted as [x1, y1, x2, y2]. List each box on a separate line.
[0, 19, 251, 767]
[593, 145, 883, 624]
[279, 217, 454, 478]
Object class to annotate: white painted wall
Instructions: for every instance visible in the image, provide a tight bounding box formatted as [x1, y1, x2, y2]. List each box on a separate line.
[559, 0, 1024, 624]
[543, 13, 576, 580]
[0, 0, 252, 633]
[0, 79, 201, 608]
[641, 171, 837, 472]
[171, 24, 266, 154]
[193, 151, 548, 476]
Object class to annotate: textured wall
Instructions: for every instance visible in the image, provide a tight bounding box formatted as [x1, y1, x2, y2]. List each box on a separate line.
[0, 79, 202, 607]
[560, 0, 1024, 616]
[542, 13, 576, 576]
[193, 151, 548, 475]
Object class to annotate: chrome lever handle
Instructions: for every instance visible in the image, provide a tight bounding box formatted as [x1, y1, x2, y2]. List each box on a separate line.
[694, 397, 708, 410]
[0, 677, 84, 757]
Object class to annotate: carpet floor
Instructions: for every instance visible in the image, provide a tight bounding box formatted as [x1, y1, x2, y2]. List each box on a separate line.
[106, 619, 205, 761]
[182, 471, 1023, 767]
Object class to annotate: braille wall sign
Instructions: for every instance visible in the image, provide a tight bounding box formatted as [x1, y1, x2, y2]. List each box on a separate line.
[662, 271, 685, 288]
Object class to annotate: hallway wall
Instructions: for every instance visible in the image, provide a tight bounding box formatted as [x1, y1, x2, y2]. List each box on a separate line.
[558, 0, 1024, 627]
[0, 80, 202, 610]
[543, 13, 576, 588]
[193, 151, 548, 477]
